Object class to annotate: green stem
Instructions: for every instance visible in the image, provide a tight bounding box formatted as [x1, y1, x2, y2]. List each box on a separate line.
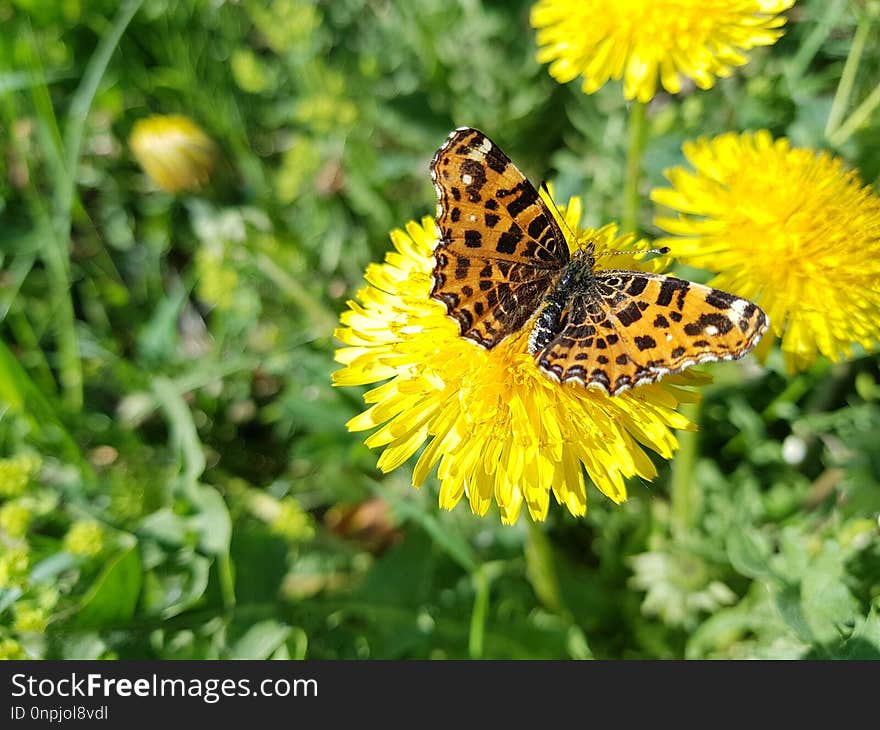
[25, 0, 143, 410]
[670, 401, 701, 534]
[0, 340, 90, 473]
[151, 376, 206, 500]
[21, 33, 80, 410]
[761, 373, 811, 421]
[468, 565, 489, 659]
[6, 308, 56, 395]
[218, 553, 237, 611]
[825, 16, 871, 139]
[786, 0, 847, 86]
[828, 80, 880, 147]
[254, 252, 338, 338]
[622, 101, 648, 235]
[525, 519, 564, 614]
[60, 0, 144, 212]
[44, 245, 82, 410]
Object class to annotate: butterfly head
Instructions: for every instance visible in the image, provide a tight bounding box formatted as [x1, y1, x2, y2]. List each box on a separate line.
[572, 240, 596, 269]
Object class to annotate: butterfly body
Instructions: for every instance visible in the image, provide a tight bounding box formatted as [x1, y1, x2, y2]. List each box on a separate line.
[429, 127, 768, 395]
[528, 249, 595, 354]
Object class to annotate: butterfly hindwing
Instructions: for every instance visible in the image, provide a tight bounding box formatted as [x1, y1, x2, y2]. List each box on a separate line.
[431, 254, 556, 349]
[430, 127, 569, 348]
[535, 271, 768, 394]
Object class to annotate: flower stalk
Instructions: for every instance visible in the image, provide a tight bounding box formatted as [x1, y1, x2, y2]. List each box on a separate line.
[825, 15, 871, 141]
[670, 402, 701, 534]
[623, 101, 648, 235]
[469, 565, 490, 659]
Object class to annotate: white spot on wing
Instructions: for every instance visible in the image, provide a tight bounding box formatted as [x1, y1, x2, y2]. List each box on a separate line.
[729, 298, 749, 318]
[539, 365, 561, 384]
[462, 173, 473, 185]
[706, 325, 719, 336]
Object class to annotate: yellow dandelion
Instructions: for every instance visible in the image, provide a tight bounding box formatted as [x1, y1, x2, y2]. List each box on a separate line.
[531, 0, 795, 103]
[333, 197, 705, 524]
[652, 130, 880, 372]
[129, 114, 217, 193]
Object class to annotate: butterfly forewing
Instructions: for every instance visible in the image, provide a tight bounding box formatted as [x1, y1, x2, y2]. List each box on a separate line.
[535, 271, 768, 394]
[430, 127, 569, 348]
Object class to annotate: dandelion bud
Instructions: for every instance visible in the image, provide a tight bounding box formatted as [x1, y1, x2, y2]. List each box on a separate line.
[129, 114, 217, 193]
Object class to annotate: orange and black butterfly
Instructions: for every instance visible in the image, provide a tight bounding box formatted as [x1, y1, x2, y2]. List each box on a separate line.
[430, 127, 767, 395]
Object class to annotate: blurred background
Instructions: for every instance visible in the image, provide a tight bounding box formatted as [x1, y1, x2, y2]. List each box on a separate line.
[0, 0, 878, 659]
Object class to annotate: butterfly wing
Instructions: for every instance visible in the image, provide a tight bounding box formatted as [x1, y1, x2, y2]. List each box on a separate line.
[430, 127, 569, 348]
[535, 271, 768, 394]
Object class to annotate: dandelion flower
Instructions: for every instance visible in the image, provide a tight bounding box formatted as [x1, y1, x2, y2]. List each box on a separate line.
[652, 131, 880, 372]
[333, 197, 705, 524]
[129, 114, 217, 193]
[531, 0, 795, 103]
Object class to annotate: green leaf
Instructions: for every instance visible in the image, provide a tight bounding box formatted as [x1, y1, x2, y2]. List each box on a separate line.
[72, 545, 143, 629]
[358, 530, 435, 607]
[136, 285, 188, 366]
[686, 607, 753, 659]
[138, 509, 192, 547]
[152, 377, 207, 496]
[837, 606, 880, 660]
[725, 525, 778, 584]
[230, 525, 290, 604]
[140, 551, 211, 619]
[376, 483, 477, 573]
[30, 552, 77, 583]
[774, 583, 815, 646]
[229, 620, 292, 659]
[191, 485, 233, 557]
[801, 541, 859, 646]
[0, 68, 74, 94]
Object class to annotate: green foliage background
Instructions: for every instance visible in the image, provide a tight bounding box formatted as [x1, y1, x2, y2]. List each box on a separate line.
[0, 0, 878, 659]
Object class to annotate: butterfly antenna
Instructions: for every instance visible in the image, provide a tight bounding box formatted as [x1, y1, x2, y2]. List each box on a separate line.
[539, 181, 581, 247]
[596, 246, 670, 258]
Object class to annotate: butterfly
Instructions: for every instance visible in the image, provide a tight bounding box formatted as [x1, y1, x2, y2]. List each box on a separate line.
[429, 127, 768, 395]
